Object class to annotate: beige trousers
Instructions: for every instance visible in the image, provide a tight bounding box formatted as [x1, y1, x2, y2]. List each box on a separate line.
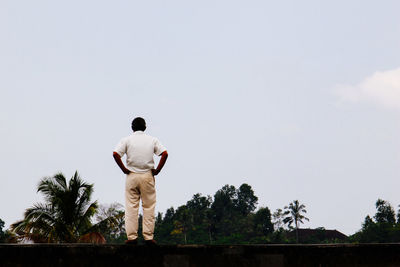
[125, 171, 156, 240]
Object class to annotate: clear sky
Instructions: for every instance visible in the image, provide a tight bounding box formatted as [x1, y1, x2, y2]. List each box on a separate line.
[1, 0, 399, 235]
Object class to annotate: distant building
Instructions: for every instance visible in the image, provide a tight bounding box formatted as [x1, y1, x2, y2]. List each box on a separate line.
[287, 228, 348, 243]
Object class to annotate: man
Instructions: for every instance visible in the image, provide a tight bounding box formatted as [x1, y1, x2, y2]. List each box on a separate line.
[113, 117, 168, 245]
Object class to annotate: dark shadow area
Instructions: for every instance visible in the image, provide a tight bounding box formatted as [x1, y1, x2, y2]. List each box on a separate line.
[1, 243, 400, 267]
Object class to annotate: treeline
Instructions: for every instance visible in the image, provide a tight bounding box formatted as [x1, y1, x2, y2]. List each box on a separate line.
[2, 171, 400, 244]
[350, 199, 400, 243]
[154, 184, 276, 244]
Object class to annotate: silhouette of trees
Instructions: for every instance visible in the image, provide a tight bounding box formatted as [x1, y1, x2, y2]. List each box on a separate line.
[155, 184, 278, 244]
[0, 218, 13, 243]
[351, 199, 400, 243]
[253, 207, 274, 236]
[235, 184, 258, 216]
[11, 172, 111, 243]
[11, 173, 351, 244]
[0, 219, 5, 242]
[272, 208, 285, 231]
[397, 205, 400, 224]
[374, 199, 396, 224]
[14, 170, 400, 244]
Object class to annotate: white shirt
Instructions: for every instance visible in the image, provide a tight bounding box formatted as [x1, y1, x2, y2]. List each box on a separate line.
[114, 131, 166, 173]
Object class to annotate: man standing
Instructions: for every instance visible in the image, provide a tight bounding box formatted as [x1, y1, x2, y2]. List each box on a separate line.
[113, 117, 168, 245]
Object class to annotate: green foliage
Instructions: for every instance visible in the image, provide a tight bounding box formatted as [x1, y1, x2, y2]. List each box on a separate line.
[0, 219, 5, 241]
[272, 208, 285, 231]
[235, 184, 258, 216]
[155, 208, 179, 244]
[0, 218, 12, 243]
[21, 174, 387, 244]
[351, 199, 400, 243]
[269, 229, 289, 243]
[253, 207, 274, 235]
[155, 184, 274, 245]
[397, 205, 400, 224]
[153, 184, 332, 244]
[11, 172, 110, 243]
[95, 203, 126, 243]
[374, 199, 396, 225]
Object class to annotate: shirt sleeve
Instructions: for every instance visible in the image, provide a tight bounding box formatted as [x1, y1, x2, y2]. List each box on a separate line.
[114, 138, 127, 157]
[154, 138, 166, 156]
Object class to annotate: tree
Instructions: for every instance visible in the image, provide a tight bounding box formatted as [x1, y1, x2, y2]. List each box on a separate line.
[0, 219, 15, 243]
[0, 219, 10, 243]
[186, 194, 211, 223]
[397, 205, 400, 224]
[151, 184, 278, 244]
[11, 172, 108, 243]
[95, 203, 125, 243]
[211, 185, 237, 221]
[253, 207, 274, 236]
[351, 199, 400, 243]
[362, 215, 375, 229]
[155, 207, 177, 244]
[374, 199, 396, 225]
[283, 200, 309, 243]
[171, 205, 191, 244]
[210, 185, 238, 239]
[235, 184, 258, 216]
[0, 219, 5, 242]
[355, 215, 380, 243]
[185, 193, 212, 244]
[272, 208, 285, 231]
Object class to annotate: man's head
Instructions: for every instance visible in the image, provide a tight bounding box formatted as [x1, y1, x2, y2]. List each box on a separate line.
[131, 117, 146, 132]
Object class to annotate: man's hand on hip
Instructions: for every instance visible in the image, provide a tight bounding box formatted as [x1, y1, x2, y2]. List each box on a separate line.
[151, 151, 168, 177]
[113, 151, 131, 175]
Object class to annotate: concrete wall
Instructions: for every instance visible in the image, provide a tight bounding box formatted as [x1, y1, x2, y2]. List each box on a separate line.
[1, 243, 400, 267]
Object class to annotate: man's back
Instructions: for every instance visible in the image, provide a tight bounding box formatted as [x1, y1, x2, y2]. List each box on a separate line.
[114, 131, 166, 173]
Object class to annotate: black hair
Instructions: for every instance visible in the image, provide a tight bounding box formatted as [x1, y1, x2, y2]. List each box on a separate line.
[131, 117, 146, 132]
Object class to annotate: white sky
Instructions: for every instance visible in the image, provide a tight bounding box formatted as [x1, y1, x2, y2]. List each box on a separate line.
[1, 0, 400, 235]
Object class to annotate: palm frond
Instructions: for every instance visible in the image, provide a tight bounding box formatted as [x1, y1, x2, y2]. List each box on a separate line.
[76, 201, 98, 235]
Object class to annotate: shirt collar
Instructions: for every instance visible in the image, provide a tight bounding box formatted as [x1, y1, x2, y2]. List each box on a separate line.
[133, 131, 145, 135]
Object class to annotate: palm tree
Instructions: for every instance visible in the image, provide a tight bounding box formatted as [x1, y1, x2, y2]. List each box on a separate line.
[283, 200, 309, 243]
[12, 171, 109, 243]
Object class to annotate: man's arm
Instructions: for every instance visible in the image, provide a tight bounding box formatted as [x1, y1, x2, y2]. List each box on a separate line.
[152, 151, 168, 176]
[113, 152, 131, 174]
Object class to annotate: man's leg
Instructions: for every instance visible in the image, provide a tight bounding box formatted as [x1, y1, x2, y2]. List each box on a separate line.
[125, 172, 140, 240]
[140, 172, 156, 240]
